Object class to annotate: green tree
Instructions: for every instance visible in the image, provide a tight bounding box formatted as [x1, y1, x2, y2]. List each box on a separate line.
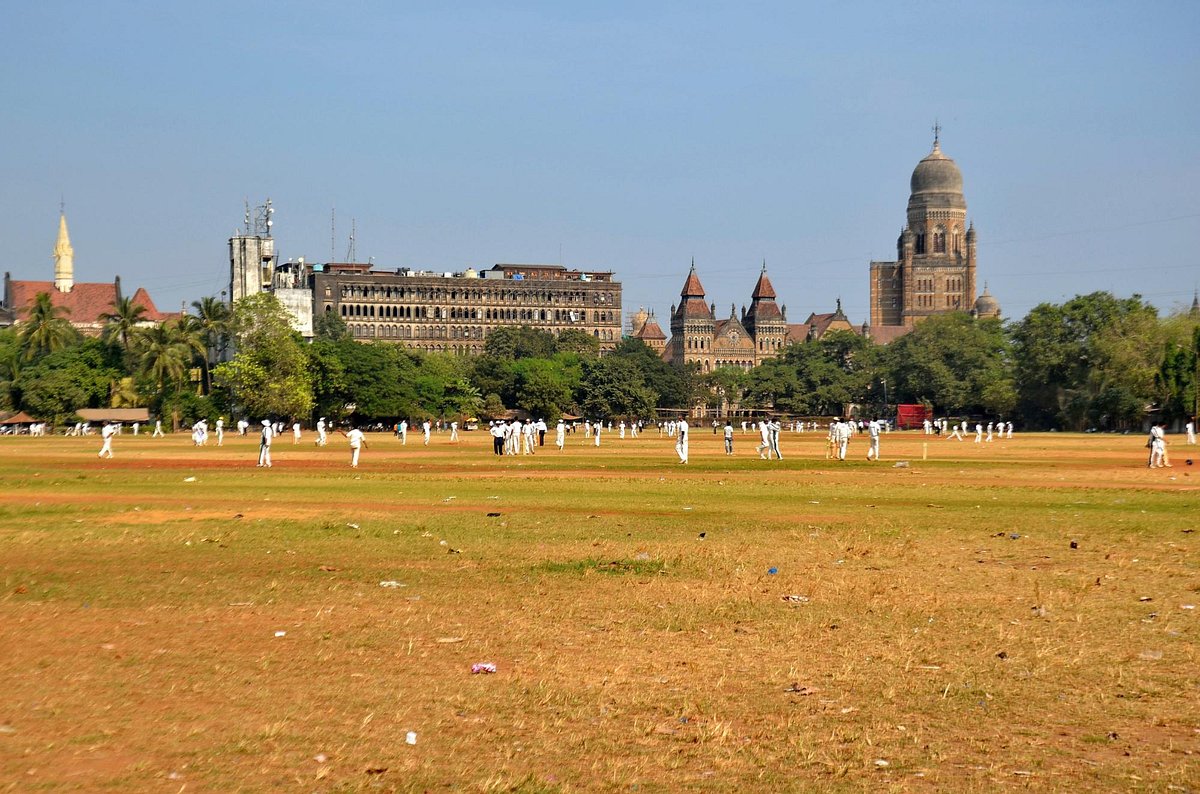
[1012, 292, 1159, 430]
[884, 314, 1014, 417]
[512, 357, 576, 419]
[19, 292, 78, 361]
[554, 328, 601, 357]
[100, 296, 149, 355]
[212, 293, 313, 420]
[609, 338, 696, 408]
[576, 356, 656, 419]
[135, 321, 198, 427]
[746, 331, 876, 416]
[14, 341, 120, 423]
[313, 310, 351, 342]
[483, 326, 556, 360]
[190, 296, 232, 392]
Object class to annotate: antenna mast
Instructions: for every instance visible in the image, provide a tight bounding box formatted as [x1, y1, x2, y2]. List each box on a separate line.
[346, 219, 357, 263]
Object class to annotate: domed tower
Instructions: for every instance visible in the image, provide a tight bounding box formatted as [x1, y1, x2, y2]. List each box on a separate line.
[743, 261, 788, 363]
[666, 260, 716, 370]
[871, 129, 979, 329]
[630, 306, 649, 336]
[973, 283, 1001, 319]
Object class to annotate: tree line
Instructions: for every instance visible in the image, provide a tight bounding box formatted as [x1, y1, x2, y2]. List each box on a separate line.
[1, 290, 1195, 431]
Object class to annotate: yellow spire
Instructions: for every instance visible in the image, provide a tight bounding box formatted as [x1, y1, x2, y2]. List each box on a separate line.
[54, 213, 74, 293]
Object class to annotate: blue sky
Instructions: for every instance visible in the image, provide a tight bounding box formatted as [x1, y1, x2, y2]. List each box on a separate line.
[2, 1, 1197, 325]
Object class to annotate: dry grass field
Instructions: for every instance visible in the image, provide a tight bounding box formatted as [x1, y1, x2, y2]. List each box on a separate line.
[1, 427, 1197, 792]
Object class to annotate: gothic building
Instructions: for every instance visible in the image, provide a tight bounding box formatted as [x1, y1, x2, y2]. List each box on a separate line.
[664, 262, 788, 371]
[869, 134, 999, 337]
[1, 213, 176, 334]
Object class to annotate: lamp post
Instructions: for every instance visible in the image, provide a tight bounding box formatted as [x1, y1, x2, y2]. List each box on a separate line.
[881, 378, 888, 418]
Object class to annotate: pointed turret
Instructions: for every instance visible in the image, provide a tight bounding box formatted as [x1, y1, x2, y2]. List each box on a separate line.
[54, 213, 75, 293]
[750, 260, 776, 300]
[1189, 289, 1198, 317]
[680, 261, 706, 298]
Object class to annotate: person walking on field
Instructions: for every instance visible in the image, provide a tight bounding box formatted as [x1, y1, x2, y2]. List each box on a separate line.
[152, 419, 164, 438]
[216, 417, 224, 446]
[449, 421, 459, 442]
[422, 419, 432, 446]
[555, 419, 566, 451]
[768, 418, 783, 460]
[1187, 420, 1196, 445]
[675, 418, 689, 464]
[723, 420, 734, 455]
[258, 420, 274, 468]
[341, 426, 367, 468]
[97, 421, 116, 459]
[593, 421, 602, 447]
[866, 419, 881, 461]
[316, 417, 328, 447]
[292, 421, 302, 444]
[756, 420, 771, 459]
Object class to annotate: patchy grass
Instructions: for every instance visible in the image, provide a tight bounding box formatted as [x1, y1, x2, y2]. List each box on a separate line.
[0, 429, 1197, 791]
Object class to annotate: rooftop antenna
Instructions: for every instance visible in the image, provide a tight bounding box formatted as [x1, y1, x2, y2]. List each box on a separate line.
[932, 119, 942, 148]
[244, 199, 251, 234]
[346, 219, 356, 262]
[60, 195, 65, 215]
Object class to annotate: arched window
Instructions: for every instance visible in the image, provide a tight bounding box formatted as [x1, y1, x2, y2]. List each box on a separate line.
[933, 227, 946, 254]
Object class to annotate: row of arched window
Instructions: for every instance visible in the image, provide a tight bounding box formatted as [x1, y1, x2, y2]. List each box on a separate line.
[914, 226, 963, 256]
[338, 302, 617, 327]
[335, 283, 615, 306]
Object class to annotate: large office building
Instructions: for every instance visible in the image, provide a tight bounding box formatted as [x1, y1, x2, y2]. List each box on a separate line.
[312, 262, 621, 354]
[229, 213, 622, 354]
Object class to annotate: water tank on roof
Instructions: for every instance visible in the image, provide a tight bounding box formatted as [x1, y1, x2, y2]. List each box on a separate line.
[464, 268, 479, 279]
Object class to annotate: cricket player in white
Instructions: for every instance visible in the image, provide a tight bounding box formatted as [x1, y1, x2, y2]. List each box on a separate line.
[866, 419, 881, 461]
[768, 419, 783, 460]
[1186, 421, 1195, 445]
[216, 418, 224, 446]
[593, 421, 601, 447]
[835, 420, 851, 461]
[342, 426, 367, 467]
[756, 420, 771, 459]
[422, 420, 432, 445]
[292, 422, 302, 444]
[97, 421, 116, 459]
[675, 418, 689, 464]
[555, 419, 566, 451]
[449, 421, 459, 441]
[398, 420, 407, 445]
[258, 420, 273, 468]
[152, 419, 164, 437]
[723, 421, 734, 455]
[316, 418, 328, 446]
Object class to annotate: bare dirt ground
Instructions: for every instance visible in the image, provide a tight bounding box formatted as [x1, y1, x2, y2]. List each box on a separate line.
[0, 428, 1196, 791]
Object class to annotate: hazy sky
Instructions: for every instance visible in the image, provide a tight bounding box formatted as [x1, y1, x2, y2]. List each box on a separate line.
[3, 2, 1197, 326]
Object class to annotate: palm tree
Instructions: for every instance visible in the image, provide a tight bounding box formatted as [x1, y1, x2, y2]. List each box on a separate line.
[100, 296, 149, 353]
[20, 292, 77, 360]
[190, 296, 231, 393]
[136, 321, 190, 399]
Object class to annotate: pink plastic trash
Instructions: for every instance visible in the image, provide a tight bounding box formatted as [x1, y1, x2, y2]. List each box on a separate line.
[471, 663, 497, 674]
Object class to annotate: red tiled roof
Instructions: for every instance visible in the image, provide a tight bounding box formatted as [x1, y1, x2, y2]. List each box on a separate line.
[635, 319, 666, 340]
[8, 280, 172, 325]
[680, 268, 706, 298]
[678, 298, 714, 320]
[751, 270, 776, 300]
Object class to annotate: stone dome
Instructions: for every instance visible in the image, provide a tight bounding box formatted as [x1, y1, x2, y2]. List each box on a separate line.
[974, 287, 1000, 318]
[910, 142, 964, 196]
